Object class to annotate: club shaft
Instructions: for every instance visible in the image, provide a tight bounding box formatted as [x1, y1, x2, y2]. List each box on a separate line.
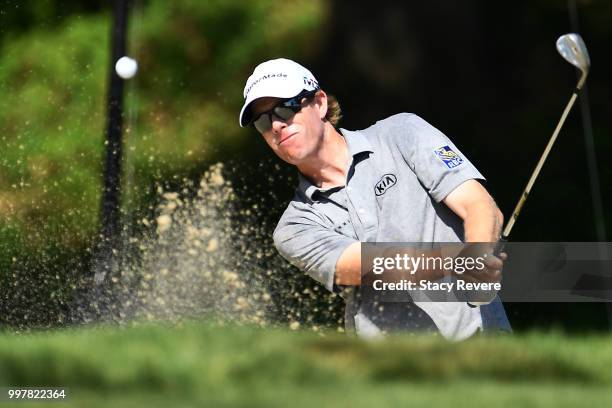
[502, 91, 579, 238]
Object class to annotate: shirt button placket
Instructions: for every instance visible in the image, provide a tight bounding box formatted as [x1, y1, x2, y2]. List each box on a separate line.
[344, 185, 364, 240]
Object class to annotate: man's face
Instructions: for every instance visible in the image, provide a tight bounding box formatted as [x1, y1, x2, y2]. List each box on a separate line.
[250, 91, 327, 166]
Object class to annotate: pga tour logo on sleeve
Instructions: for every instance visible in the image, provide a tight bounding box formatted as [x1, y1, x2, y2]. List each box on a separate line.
[434, 146, 464, 169]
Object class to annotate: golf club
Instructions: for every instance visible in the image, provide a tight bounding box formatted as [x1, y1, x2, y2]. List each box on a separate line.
[469, 34, 590, 307]
[500, 33, 590, 247]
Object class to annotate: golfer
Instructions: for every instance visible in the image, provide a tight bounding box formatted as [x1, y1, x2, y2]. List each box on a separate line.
[239, 58, 511, 340]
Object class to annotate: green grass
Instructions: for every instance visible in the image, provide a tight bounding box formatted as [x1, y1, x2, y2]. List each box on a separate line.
[1, 322, 612, 407]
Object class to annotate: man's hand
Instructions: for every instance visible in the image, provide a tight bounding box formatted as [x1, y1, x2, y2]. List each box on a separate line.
[452, 243, 507, 304]
[453, 243, 505, 283]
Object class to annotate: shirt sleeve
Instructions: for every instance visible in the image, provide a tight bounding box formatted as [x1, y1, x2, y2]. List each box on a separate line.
[273, 202, 357, 292]
[390, 113, 485, 202]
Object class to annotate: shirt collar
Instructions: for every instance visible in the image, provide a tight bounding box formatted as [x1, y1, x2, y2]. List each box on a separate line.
[297, 129, 373, 201]
[340, 128, 374, 156]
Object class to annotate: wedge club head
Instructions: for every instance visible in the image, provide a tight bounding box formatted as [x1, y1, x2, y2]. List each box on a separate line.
[556, 33, 591, 88]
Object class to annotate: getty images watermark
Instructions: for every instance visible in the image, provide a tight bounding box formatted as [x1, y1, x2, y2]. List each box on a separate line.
[370, 251, 500, 294]
[361, 242, 612, 303]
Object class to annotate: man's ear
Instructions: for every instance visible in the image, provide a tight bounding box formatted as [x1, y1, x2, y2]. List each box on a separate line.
[314, 90, 328, 120]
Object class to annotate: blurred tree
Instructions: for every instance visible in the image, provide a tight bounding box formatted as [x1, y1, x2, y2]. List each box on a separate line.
[0, 0, 327, 327]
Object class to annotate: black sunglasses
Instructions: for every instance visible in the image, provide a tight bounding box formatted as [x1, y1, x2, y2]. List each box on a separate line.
[251, 89, 318, 133]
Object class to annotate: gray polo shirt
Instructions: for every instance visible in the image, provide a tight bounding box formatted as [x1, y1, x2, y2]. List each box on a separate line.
[273, 113, 484, 340]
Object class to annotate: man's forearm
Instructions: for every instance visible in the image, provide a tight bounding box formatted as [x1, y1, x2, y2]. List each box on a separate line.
[463, 199, 503, 243]
[335, 242, 362, 285]
[443, 180, 503, 243]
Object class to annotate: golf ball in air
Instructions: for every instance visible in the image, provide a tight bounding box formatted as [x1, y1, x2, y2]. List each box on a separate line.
[115, 56, 138, 79]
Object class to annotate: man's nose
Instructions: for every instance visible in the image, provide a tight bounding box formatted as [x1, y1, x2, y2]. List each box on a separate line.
[271, 114, 287, 134]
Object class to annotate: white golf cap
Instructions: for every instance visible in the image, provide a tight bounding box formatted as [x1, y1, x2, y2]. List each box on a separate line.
[239, 58, 319, 127]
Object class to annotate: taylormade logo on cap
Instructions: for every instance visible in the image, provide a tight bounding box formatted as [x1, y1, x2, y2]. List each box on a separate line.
[239, 58, 319, 127]
[244, 72, 289, 98]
